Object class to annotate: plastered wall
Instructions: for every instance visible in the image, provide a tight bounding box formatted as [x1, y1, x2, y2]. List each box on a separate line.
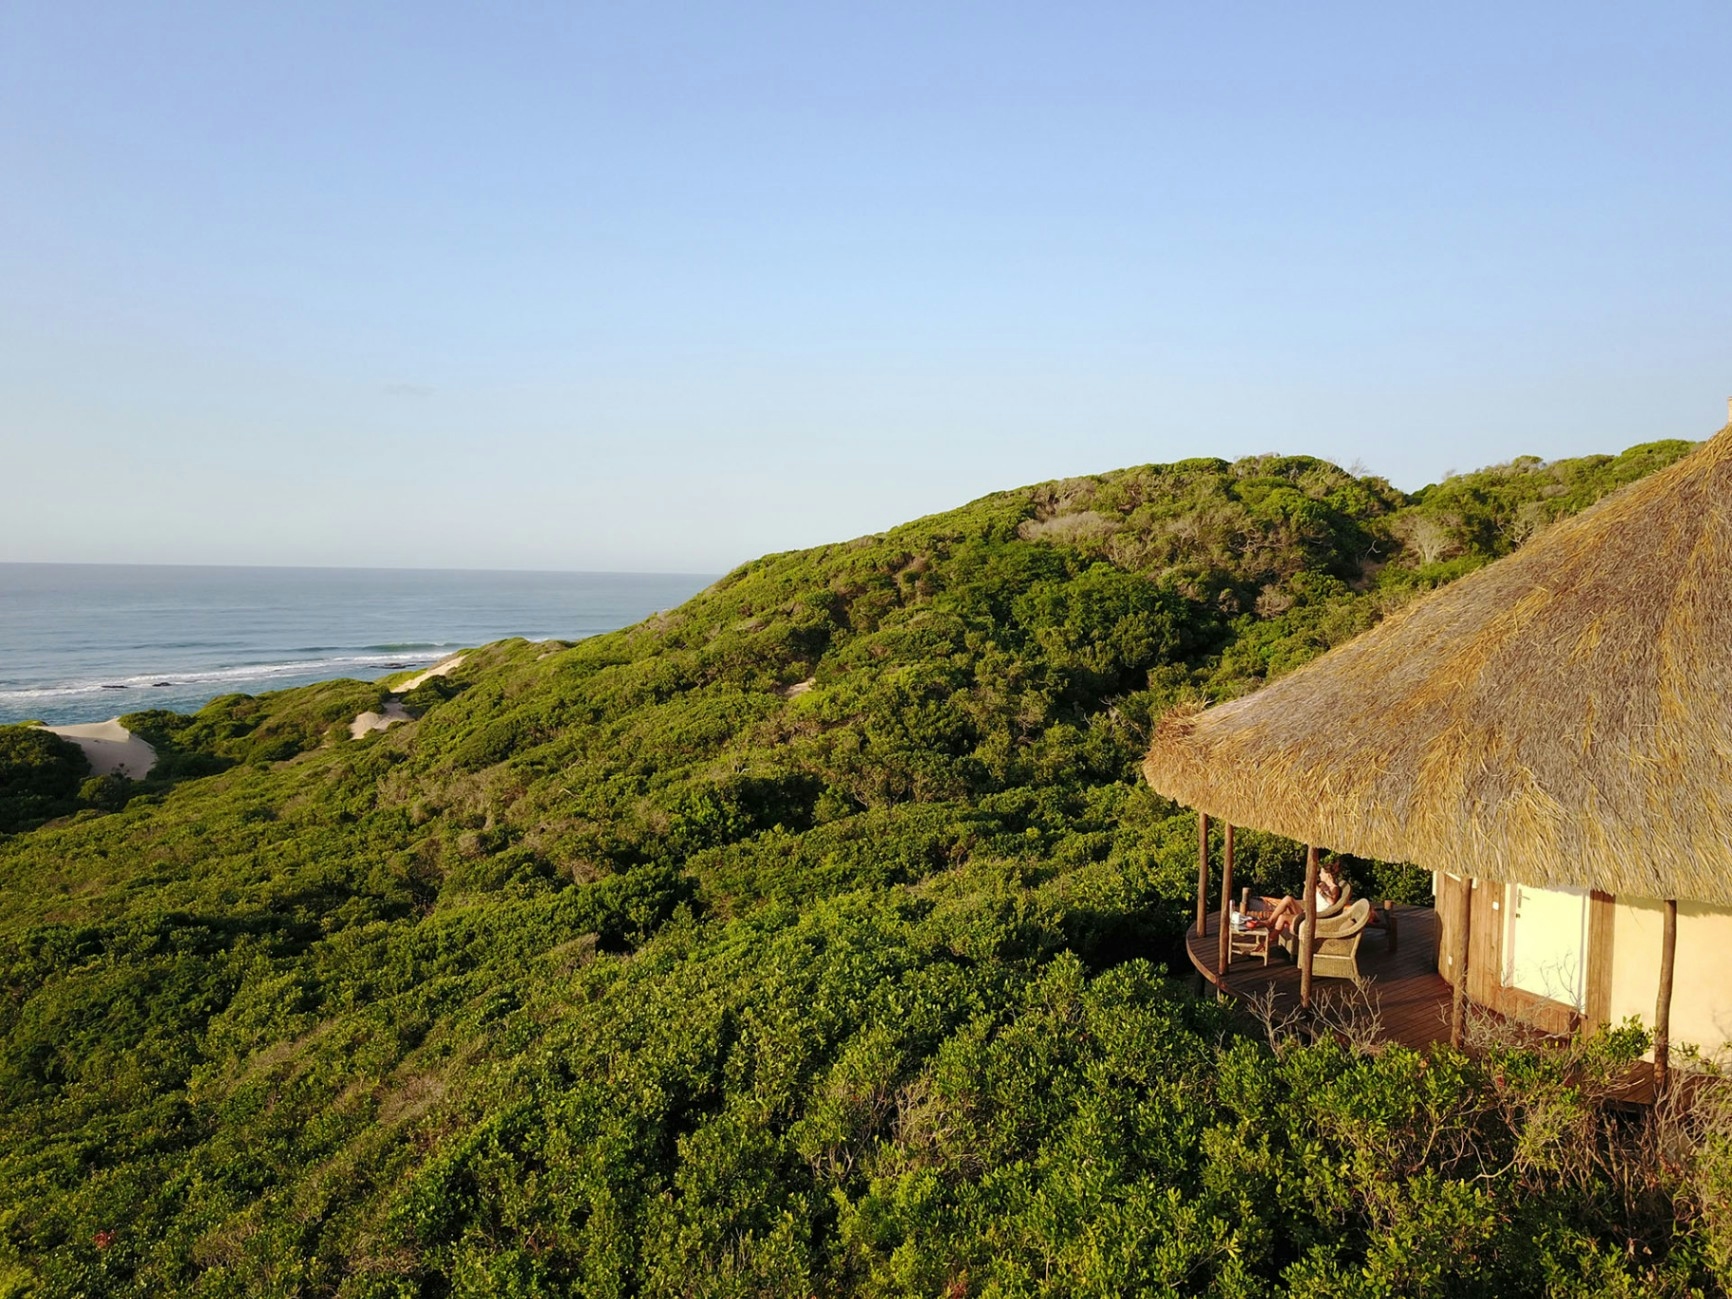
[1607, 897, 1732, 1060]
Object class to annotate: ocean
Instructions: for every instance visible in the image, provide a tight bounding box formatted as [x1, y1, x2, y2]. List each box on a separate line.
[0, 564, 715, 726]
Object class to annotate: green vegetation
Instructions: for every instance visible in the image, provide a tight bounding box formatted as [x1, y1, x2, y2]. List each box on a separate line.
[122, 678, 393, 776]
[1, 440, 1723, 1297]
[0, 727, 90, 834]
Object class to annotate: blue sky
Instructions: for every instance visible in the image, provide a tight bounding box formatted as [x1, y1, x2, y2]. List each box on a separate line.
[3, 2, 1729, 571]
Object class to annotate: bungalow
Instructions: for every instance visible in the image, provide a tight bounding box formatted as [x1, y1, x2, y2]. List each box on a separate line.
[1142, 416, 1732, 1090]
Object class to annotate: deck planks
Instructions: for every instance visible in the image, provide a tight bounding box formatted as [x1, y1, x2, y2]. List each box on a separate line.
[1184, 905, 1453, 1050]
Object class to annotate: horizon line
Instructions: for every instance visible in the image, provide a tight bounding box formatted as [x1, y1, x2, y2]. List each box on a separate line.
[0, 559, 724, 579]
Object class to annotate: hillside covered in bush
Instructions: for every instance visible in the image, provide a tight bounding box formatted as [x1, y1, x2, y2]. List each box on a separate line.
[3, 439, 1725, 1298]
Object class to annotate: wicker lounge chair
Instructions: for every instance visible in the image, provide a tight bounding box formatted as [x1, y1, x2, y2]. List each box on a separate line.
[1279, 897, 1374, 978]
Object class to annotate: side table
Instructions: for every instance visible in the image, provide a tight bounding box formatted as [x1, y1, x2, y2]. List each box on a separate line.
[1228, 922, 1271, 967]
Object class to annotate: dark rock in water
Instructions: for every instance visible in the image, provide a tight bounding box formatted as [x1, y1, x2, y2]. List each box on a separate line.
[101, 684, 129, 690]
[152, 682, 173, 688]
[389, 663, 409, 669]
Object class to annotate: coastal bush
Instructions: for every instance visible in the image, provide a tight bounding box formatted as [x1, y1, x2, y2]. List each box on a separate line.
[75, 773, 133, 813]
[0, 725, 89, 833]
[400, 674, 466, 716]
[122, 677, 389, 772]
[0, 439, 1710, 1295]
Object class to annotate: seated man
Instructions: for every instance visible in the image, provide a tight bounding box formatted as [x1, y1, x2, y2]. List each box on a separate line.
[1253, 858, 1345, 936]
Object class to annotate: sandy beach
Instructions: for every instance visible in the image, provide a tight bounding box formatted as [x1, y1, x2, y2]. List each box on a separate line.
[42, 718, 157, 778]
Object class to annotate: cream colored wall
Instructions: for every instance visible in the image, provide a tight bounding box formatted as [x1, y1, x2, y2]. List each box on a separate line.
[1608, 897, 1732, 1060]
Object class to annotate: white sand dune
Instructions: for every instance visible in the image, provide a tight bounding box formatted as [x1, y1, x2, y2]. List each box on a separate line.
[349, 700, 412, 739]
[389, 654, 466, 693]
[42, 719, 157, 779]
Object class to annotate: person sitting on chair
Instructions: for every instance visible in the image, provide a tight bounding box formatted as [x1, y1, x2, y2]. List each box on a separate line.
[1255, 858, 1345, 936]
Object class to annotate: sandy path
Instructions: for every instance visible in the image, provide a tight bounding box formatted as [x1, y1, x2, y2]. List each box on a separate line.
[42, 719, 157, 778]
[349, 652, 470, 739]
[390, 654, 466, 693]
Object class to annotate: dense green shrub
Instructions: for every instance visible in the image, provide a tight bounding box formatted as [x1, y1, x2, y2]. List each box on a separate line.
[75, 774, 133, 813]
[123, 677, 390, 772]
[400, 674, 466, 716]
[0, 726, 89, 833]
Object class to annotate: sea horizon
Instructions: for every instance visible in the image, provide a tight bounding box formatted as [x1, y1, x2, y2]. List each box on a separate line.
[0, 562, 716, 727]
[0, 559, 711, 576]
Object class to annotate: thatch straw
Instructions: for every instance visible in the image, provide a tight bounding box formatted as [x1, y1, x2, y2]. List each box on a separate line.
[1144, 426, 1732, 903]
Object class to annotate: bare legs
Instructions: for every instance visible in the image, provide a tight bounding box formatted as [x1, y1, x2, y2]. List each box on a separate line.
[1255, 895, 1303, 934]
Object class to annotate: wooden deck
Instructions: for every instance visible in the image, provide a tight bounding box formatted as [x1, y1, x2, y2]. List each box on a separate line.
[1185, 905, 1454, 1050]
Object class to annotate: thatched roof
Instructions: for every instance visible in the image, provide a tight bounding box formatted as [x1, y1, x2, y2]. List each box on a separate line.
[1144, 426, 1732, 903]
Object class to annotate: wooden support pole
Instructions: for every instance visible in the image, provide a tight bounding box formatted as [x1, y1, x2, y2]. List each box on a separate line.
[1195, 812, 1210, 938]
[1655, 898, 1678, 1097]
[1217, 824, 1236, 972]
[1450, 876, 1473, 1049]
[1299, 844, 1320, 1010]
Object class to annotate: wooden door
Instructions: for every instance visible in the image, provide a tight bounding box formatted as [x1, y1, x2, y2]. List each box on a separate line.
[1466, 878, 1504, 1007]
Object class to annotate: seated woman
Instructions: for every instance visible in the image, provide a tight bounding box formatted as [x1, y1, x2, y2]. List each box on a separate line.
[1253, 858, 1345, 936]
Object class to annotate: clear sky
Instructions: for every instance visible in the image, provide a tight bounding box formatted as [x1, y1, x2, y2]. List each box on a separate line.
[3, 2, 1729, 572]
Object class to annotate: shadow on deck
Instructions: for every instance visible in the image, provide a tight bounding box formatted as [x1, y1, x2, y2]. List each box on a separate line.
[1185, 905, 1454, 1051]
